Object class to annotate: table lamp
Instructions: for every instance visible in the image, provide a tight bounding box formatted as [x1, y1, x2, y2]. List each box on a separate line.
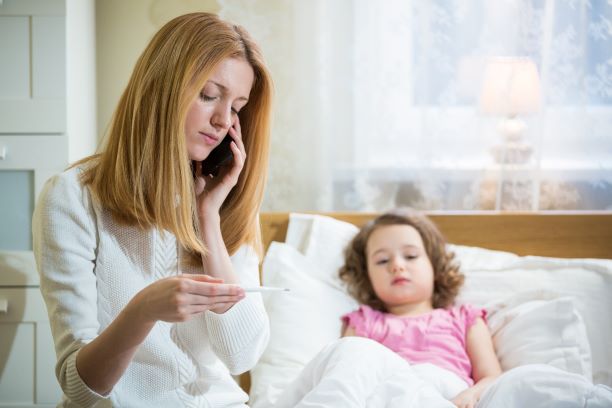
[480, 57, 542, 164]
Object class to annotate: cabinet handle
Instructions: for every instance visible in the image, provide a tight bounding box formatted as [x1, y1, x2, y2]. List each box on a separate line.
[0, 299, 7, 313]
[0, 146, 6, 160]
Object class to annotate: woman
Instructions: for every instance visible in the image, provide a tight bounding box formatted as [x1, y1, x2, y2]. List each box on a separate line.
[33, 13, 272, 407]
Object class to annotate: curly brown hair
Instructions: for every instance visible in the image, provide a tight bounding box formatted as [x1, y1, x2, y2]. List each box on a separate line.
[339, 208, 464, 311]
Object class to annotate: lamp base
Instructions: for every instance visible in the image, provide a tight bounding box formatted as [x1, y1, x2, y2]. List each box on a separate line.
[491, 142, 533, 164]
[492, 117, 533, 164]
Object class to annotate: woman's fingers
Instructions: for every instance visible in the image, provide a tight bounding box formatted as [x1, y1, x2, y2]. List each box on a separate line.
[171, 281, 245, 318]
[227, 120, 247, 170]
[185, 293, 244, 307]
[137, 276, 246, 323]
[182, 273, 224, 283]
[225, 140, 245, 180]
[187, 302, 236, 316]
[183, 278, 243, 297]
[228, 121, 246, 158]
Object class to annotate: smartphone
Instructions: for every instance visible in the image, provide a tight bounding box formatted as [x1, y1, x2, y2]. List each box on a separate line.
[200, 135, 234, 177]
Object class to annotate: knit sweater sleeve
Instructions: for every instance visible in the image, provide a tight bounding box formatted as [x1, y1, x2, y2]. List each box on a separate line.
[205, 244, 270, 375]
[32, 169, 110, 406]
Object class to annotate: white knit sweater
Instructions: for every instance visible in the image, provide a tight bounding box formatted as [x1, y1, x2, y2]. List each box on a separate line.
[32, 167, 269, 408]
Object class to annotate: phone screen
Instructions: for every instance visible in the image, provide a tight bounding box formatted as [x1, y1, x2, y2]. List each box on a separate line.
[200, 135, 234, 177]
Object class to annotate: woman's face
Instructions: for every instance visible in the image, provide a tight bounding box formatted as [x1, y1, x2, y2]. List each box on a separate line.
[185, 57, 254, 161]
[366, 224, 435, 315]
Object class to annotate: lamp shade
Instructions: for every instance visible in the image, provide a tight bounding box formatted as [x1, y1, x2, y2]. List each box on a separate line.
[480, 57, 542, 116]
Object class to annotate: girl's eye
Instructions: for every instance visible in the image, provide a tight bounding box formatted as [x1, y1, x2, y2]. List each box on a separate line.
[231, 107, 239, 115]
[404, 255, 417, 260]
[375, 259, 388, 265]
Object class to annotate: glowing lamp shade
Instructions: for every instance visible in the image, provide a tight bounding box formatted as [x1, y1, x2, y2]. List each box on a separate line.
[480, 57, 541, 116]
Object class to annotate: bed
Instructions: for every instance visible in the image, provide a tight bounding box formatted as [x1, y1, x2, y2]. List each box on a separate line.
[243, 211, 612, 406]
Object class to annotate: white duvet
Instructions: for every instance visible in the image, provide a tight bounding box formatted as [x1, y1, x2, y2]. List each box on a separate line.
[271, 337, 612, 408]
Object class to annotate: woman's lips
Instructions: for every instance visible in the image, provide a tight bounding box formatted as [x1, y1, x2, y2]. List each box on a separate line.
[200, 132, 219, 146]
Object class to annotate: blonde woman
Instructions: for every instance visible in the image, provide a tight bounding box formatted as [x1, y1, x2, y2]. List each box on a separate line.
[33, 13, 272, 407]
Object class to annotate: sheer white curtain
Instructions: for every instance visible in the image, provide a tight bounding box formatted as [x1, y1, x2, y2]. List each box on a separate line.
[220, 0, 612, 211]
[220, 0, 351, 211]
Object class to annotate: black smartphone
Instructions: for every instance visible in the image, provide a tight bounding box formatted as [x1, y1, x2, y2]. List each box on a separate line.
[200, 134, 234, 177]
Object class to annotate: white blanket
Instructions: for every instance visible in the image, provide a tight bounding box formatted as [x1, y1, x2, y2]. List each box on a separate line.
[271, 337, 612, 408]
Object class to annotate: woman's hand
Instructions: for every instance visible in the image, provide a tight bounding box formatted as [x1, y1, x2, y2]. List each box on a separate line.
[194, 116, 247, 218]
[191, 116, 245, 291]
[131, 274, 245, 322]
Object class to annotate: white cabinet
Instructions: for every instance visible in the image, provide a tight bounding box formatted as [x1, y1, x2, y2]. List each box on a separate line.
[0, 0, 78, 406]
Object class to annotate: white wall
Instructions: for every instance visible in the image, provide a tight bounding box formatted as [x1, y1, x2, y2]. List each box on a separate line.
[67, 0, 97, 162]
[95, 0, 220, 140]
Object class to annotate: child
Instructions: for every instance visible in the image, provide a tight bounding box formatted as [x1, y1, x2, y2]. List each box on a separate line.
[273, 208, 612, 408]
[339, 208, 501, 407]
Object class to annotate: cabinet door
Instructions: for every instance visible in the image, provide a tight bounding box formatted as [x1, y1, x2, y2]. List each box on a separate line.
[0, 288, 62, 406]
[0, 322, 36, 405]
[0, 136, 64, 285]
[0, 0, 65, 134]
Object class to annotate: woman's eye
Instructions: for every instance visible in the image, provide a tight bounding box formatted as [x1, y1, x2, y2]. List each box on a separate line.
[231, 107, 239, 115]
[199, 92, 216, 101]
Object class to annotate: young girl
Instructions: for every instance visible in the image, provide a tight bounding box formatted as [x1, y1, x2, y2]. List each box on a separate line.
[274, 209, 611, 408]
[339, 208, 501, 407]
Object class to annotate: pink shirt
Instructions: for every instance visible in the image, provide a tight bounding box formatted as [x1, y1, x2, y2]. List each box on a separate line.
[342, 304, 486, 386]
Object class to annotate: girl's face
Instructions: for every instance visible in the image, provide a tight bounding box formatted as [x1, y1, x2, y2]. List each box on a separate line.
[185, 57, 254, 161]
[366, 224, 435, 316]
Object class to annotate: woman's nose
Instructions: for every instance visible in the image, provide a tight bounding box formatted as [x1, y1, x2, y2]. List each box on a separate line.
[212, 107, 232, 131]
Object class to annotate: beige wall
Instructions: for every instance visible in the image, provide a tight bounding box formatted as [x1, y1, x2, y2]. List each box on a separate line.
[95, 0, 220, 140]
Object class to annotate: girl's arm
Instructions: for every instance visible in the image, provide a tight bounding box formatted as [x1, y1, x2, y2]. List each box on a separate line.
[342, 324, 357, 337]
[451, 317, 502, 408]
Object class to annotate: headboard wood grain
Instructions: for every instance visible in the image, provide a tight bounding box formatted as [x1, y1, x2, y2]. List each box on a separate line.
[260, 212, 612, 259]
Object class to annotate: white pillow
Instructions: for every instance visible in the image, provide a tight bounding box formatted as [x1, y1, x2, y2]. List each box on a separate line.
[448, 243, 519, 270]
[286, 212, 359, 288]
[483, 291, 592, 380]
[456, 256, 612, 386]
[249, 242, 358, 408]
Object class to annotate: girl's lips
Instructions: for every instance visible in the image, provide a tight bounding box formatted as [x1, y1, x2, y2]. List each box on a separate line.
[392, 277, 411, 285]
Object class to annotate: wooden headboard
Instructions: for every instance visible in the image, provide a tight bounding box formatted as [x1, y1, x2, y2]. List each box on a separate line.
[260, 212, 612, 259]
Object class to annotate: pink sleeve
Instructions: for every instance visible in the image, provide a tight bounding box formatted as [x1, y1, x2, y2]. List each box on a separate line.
[341, 305, 375, 337]
[459, 304, 487, 330]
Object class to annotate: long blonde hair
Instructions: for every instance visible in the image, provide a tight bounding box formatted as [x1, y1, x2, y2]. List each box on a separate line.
[76, 13, 272, 259]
